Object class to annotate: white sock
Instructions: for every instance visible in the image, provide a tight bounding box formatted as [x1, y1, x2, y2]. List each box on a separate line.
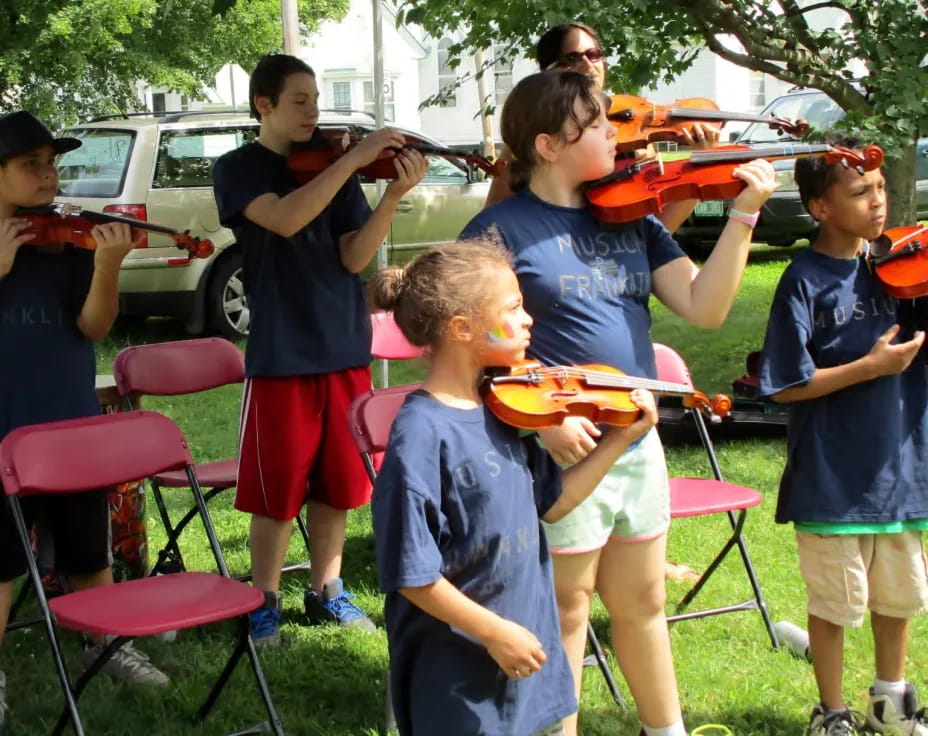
[643, 721, 688, 736]
[872, 677, 908, 716]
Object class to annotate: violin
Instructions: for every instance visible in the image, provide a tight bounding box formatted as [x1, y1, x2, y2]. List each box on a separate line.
[482, 361, 731, 430]
[288, 125, 498, 184]
[22, 205, 214, 259]
[867, 225, 928, 299]
[587, 143, 885, 224]
[607, 94, 810, 153]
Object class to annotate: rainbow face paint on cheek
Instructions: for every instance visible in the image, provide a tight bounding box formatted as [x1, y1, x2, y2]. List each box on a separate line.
[488, 320, 517, 344]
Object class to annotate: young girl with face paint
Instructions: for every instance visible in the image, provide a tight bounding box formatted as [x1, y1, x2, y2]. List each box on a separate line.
[367, 240, 658, 736]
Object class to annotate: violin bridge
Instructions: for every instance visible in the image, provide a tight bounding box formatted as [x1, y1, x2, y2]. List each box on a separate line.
[553, 367, 569, 389]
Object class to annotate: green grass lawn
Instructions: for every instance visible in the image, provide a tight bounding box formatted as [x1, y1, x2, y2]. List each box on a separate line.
[7, 243, 925, 735]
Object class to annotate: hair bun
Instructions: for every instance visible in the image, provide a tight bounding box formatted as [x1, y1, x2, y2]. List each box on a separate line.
[366, 265, 406, 312]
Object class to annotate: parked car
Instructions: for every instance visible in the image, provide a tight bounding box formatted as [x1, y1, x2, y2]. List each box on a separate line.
[56, 110, 490, 339]
[674, 88, 928, 253]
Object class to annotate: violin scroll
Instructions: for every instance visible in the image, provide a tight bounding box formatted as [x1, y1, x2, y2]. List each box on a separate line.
[823, 144, 884, 172]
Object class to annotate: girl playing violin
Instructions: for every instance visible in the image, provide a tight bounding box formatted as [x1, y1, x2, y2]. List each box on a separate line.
[484, 20, 721, 232]
[368, 240, 658, 736]
[460, 71, 776, 736]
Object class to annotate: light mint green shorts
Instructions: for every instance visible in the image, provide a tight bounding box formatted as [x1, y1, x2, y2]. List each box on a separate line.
[543, 428, 670, 553]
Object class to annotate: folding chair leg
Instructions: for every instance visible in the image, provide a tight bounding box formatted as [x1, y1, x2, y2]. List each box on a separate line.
[586, 621, 627, 709]
[673, 509, 748, 613]
[196, 617, 284, 736]
[149, 479, 189, 575]
[4, 579, 43, 633]
[10, 502, 85, 736]
[730, 514, 780, 650]
[53, 636, 131, 736]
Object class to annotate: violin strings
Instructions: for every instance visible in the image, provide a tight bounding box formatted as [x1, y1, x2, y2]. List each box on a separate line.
[519, 366, 693, 394]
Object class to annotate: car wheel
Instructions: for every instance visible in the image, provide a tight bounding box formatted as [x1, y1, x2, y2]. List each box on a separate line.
[207, 251, 249, 340]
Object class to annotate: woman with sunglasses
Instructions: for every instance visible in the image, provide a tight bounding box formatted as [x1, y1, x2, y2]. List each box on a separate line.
[484, 21, 720, 223]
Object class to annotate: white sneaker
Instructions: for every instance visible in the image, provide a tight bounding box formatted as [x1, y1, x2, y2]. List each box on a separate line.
[83, 640, 169, 687]
[868, 685, 928, 735]
[806, 704, 865, 735]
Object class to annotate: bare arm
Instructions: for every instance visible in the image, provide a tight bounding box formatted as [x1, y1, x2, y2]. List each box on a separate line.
[771, 325, 926, 403]
[400, 577, 547, 678]
[338, 149, 428, 273]
[242, 128, 408, 238]
[542, 389, 658, 523]
[483, 147, 513, 209]
[652, 158, 776, 328]
[76, 223, 138, 340]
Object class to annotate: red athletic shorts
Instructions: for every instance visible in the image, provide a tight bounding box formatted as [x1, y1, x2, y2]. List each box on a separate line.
[235, 368, 375, 520]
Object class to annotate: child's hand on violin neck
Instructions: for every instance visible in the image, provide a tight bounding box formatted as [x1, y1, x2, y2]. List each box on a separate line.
[347, 127, 408, 169]
[483, 618, 547, 680]
[90, 222, 141, 270]
[385, 148, 428, 198]
[865, 324, 926, 377]
[730, 158, 777, 214]
[622, 388, 658, 441]
[677, 122, 721, 150]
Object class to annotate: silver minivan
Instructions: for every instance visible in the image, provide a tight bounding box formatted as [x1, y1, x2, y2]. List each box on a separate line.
[57, 111, 490, 339]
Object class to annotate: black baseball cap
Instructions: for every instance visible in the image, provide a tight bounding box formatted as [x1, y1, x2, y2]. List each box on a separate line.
[0, 111, 81, 163]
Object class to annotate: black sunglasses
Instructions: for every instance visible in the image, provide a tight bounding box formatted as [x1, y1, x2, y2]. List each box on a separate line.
[548, 47, 605, 70]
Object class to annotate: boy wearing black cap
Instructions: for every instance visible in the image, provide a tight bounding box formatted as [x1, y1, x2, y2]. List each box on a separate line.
[0, 111, 169, 730]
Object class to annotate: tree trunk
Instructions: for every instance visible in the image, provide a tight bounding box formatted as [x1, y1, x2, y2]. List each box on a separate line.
[886, 141, 917, 227]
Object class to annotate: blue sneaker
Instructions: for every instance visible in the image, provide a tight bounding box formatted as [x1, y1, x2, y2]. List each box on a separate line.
[304, 578, 376, 632]
[249, 591, 283, 648]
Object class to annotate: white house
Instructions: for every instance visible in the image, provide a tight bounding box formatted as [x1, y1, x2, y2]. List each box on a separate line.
[141, 0, 851, 149]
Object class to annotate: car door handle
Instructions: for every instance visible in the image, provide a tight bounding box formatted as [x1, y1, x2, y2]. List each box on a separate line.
[396, 200, 413, 213]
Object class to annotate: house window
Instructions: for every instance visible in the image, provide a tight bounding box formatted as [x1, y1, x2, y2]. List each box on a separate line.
[363, 80, 395, 121]
[152, 92, 166, 114]
[493, 45, 513, 107]
[437, 38, 457, 108]
[749, 72, 766, 111]
[332, 81, 352, 111]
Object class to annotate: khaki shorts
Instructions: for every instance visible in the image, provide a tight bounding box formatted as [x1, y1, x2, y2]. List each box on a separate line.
[543, 429, 670, 554]
[796, 530, 928, 627]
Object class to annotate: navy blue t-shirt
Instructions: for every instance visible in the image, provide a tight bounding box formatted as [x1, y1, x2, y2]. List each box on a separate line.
[758, 248, 928, 523]
[373, 390, 576, 736]
[0, 247, 99, 440]
[212, 141, 373, 377]
[460, 188, 686, 379]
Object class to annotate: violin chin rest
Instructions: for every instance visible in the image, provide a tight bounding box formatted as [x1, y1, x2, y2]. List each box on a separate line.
[869, 233, 891, 259]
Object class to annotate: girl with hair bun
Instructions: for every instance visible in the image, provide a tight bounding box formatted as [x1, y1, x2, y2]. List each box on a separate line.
[368, 240, 658, 736]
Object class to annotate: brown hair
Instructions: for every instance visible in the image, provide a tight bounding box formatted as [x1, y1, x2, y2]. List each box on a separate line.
[367, 240, 513, 348]
[535, 22, 604, 71]
[795, 132, 869, 215]
[249, 54, 315, 121]
[501, 71, 602, 190]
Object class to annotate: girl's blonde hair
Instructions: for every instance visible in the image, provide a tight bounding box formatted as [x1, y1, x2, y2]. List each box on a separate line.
[367, 239, 513, 348]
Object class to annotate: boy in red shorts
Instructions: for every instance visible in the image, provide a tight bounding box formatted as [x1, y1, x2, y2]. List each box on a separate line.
[212, 54, 426, 645]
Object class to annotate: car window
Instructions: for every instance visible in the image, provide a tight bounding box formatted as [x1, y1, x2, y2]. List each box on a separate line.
[738, 92, 844, 144]
[153, 126, 257, 188]
[57, 128, 135, 198]
[423, 155, 468, 183]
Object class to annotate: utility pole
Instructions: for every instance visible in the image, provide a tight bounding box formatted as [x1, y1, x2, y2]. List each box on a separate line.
[473, 48, 497, 161]
[281, 0, 300, 55]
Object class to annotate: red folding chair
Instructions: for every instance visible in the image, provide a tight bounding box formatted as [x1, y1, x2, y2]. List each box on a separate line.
[113, 337, 310, 579]
[654, 343, 779, 648]
[0, 410, 283, 736]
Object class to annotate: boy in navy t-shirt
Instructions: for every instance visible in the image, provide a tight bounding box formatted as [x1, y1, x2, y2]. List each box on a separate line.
[212, 54, 426, 645]
[0, 111, 169, 729]
[759, 134, 928, 735]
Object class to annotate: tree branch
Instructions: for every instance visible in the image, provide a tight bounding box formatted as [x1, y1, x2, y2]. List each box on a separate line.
[776, 0, 821, 55]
